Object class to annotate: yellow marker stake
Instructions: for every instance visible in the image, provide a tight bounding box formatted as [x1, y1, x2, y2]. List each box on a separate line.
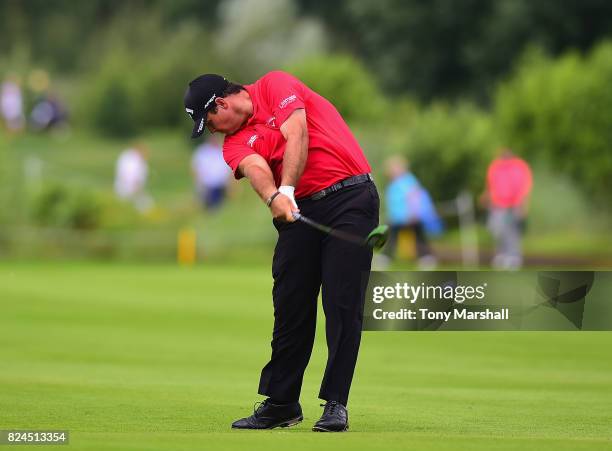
[397, 228, 416, 260]
[178, 228, 197, 266]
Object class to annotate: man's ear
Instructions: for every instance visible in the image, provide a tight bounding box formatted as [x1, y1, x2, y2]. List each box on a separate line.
[215, 97, 228, 110]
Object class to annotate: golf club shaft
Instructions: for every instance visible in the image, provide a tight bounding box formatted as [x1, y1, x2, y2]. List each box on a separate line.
[293, 213, 365, 245]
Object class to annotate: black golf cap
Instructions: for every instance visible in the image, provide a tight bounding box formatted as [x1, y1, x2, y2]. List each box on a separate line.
[184, 74, 229, 138]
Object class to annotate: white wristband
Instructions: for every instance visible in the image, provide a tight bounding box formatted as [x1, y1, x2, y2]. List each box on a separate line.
[279, 185, 298, 208]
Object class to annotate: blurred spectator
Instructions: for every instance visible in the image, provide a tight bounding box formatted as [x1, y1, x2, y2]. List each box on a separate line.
[191, 135, 231, 211]
[482, 148, 533, 269]
[382, 156, 441, 269]
[1, 75, 25, 132]
[114, 144, 153, 213]
[30, 93, 68, 131]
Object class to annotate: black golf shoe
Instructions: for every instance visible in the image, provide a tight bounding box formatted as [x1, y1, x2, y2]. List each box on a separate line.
[312, 401, 349, 432]
[231, 399, 303, 429]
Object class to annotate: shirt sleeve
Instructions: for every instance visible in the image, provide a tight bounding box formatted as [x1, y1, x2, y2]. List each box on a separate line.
[262, 71, 306, 127]
[222, 137, 256, 180]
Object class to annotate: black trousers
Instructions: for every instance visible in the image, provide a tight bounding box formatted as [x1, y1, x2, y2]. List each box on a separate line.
[258, 181, 379, 406]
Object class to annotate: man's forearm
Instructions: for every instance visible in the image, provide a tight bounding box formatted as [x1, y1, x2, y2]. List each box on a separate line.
[241, 156, 297, 221]
[280, 133, 308, 187]
[243, 163, 278, 203]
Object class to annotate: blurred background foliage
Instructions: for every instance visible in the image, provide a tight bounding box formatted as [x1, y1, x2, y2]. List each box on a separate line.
[0, 0, 610, 263]
[495, 44, 612, 202]
[299, 0, 612, 101]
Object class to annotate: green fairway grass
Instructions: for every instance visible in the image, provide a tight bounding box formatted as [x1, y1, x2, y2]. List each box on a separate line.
[1, 263, 611, 450]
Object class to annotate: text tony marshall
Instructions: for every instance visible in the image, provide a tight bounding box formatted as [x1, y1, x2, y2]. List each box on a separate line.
[372, 308, 509, 321]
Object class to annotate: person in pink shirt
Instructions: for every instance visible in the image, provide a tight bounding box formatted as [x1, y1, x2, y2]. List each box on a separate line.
[184, 71, 378, 432]
[483, 148, 533, 269]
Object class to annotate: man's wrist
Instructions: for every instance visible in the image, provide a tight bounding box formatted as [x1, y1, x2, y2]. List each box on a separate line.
[278, 185, 294, 196]
[265, 191, 282, 207]
[279, 185, 297, 208]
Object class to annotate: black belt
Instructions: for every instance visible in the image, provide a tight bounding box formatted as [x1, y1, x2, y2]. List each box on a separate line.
[301, 173, 373, 201]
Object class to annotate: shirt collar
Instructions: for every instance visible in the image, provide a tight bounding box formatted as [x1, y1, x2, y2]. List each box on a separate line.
[244, 83, 258, 127]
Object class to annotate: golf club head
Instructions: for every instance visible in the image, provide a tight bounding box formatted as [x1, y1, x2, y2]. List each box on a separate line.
[365, 225, 389, 250]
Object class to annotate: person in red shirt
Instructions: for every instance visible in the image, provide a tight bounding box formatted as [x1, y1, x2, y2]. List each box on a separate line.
[482, 148, 533, 269]
[184, 71, 379, 432]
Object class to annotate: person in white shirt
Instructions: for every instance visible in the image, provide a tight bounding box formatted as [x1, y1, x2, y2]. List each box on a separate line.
[114, 144, 153, 212]
[1, 76, 25, 132]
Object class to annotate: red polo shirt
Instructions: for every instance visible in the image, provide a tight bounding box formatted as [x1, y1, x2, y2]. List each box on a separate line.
[487, 157, 533, 208]
[223, 71, 371, 198]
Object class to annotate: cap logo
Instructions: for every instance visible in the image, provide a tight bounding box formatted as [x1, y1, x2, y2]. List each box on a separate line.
[185, 107, 194, 119]
[197, 117, 204, 133]
[205, 94, 217, 109]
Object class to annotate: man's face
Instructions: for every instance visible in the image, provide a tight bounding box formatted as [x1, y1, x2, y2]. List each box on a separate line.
[205, 97, 244, 135]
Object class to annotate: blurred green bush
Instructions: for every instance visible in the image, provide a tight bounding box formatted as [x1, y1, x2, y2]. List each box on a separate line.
[495, 42, 612, 203]
[385, 103, 497, 202]
[31, 184, 102, 230]
[286, 54, 386, 123]
[29, 183, 142, 231]
[77, 16, 224, 138]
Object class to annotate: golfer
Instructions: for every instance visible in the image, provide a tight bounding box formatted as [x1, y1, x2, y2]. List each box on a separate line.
[184, 71, 379, 432]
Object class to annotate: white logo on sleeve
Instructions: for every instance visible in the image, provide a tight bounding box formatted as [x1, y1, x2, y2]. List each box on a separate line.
[247, 134, 259, 148]
[279, 95, 297, 109]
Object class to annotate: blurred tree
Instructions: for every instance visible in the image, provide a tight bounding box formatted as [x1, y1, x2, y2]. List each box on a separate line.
[495, 43, 612, 204]
[286, 54, 385, 123]
[154, 0, 223, 26]
[215, 0, 327, 82]
[3, 0, 611, 101]
[0, 0, 222, 72]
[296, 0, 612, 102]
[77, 12, 224, 137]
[393, 103, 496, 201]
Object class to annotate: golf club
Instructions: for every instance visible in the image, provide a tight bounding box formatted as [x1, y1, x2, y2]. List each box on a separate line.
[292, 212, 389, 250]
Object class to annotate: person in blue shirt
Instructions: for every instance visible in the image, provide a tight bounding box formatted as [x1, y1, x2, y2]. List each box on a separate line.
[383, 156, 441, 268]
